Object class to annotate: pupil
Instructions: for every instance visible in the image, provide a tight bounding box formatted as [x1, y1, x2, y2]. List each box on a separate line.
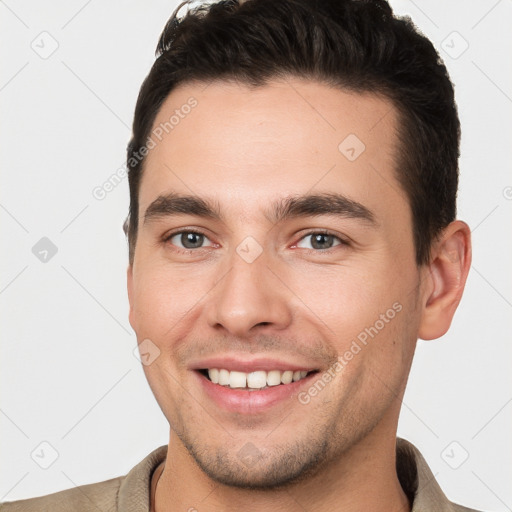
[182, 232, 203, 248]
[312, 234, 333, 250]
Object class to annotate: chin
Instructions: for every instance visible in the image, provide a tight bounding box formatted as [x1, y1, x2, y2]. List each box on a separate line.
[183, 437, 332, 490]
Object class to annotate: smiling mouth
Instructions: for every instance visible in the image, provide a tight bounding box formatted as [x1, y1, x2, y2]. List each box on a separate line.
[198, 368, 319, 391]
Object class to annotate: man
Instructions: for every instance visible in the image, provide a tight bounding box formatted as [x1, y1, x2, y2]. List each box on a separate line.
[2, 0, 482, 510]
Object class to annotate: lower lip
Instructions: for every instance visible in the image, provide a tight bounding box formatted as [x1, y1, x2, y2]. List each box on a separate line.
[195, 370, 318, 414]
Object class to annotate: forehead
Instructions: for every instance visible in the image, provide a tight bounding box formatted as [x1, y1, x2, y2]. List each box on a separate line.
[138, 78, 408, 225]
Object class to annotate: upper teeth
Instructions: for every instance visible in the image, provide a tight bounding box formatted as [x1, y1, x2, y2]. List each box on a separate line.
[207, 369, 309, 389]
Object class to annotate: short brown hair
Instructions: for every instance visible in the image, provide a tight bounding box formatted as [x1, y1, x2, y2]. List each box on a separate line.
[125, 0, 460, 266]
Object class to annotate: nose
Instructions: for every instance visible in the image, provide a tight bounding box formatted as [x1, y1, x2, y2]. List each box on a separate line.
[205, 247, 293, 337]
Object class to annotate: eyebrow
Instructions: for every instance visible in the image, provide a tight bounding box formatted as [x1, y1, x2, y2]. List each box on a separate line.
[143, 192, 376, 226]
[267, 192, 376, 225]
[144, 193, 222, 224]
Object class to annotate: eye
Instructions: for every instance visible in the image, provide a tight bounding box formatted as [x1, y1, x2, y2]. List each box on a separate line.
[165, 230, 214, 250]
[296, 232, 345, 251]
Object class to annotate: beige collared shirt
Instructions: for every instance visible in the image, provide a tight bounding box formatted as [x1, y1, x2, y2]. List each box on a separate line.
[1, 438, 483, 511]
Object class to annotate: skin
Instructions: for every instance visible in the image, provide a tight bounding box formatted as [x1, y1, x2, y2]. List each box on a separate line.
[127, 78, 471, 512]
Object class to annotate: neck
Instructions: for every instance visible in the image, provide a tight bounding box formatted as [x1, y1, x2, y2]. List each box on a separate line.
[153, 427, 410, 512]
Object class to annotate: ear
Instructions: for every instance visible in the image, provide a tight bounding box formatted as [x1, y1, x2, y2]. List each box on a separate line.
[127, 264, 136, 331]
[418, 220, 472, 340]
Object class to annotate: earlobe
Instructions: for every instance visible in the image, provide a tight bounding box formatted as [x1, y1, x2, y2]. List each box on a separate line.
[418, 220, 472, 340]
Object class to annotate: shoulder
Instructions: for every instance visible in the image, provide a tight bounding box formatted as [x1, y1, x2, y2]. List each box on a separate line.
[396, 438, 487, 512]
[0, 475, 123, 512]
[452, 503, 490, 512]
[450, 504, 486, 512]
[0, 445, 168, 512]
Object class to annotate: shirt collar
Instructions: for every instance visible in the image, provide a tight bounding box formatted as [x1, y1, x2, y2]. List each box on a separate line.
[118, 438, 454, 511]
[396, 437, 457, 510]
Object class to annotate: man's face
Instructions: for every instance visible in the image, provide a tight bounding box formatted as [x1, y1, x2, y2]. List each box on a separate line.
[128, 79, 428, 487]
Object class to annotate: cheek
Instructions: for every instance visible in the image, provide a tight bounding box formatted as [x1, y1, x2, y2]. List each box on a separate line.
[290, 261, 417, 388]
[141, 358, 186, 431]
[289, 262, 403, 336]
[131, 263, 210, 337]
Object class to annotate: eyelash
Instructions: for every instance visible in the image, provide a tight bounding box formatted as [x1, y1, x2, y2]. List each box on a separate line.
[294, 230, 350, 251]
[162, 229, 214, 255]
[162, 229, 349, 254]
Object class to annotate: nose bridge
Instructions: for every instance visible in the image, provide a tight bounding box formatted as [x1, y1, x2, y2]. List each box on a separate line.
[206, 241, 292, 335]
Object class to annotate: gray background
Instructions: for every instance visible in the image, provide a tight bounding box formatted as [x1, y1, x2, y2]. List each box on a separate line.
[1, 0, 511, 509]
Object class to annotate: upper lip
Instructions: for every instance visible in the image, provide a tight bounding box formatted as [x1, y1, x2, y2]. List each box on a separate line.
[189, 356, 319, 373]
